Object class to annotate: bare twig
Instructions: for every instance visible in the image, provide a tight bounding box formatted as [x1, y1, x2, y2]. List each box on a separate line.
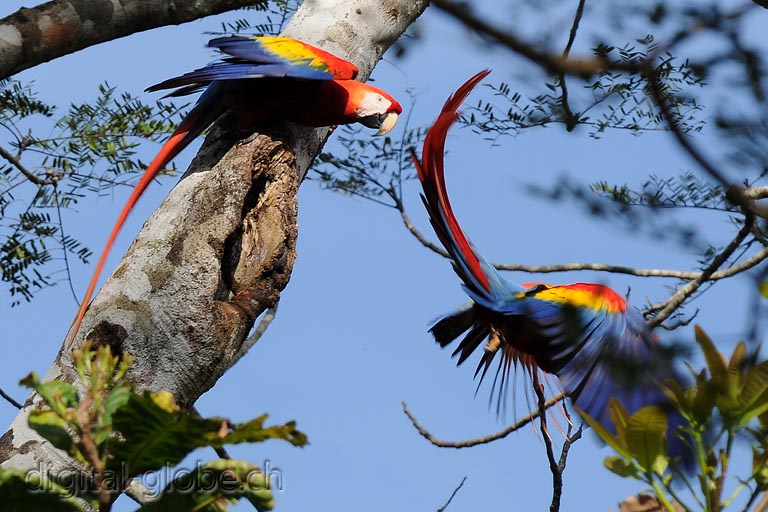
[396, 198, 450, 258]
[401, 393, 566, 448]
[431, 0, 623, 76]
[400, 197, 768, 281]
[558, 0, 587, 131]
[648, 212, 756, 326]
[0, 388, 23, 409]
[436, 476, 467, 512]
[532, 372, 565, 512]
[54, 185, 81, 306]
[230, 304, 279, 366]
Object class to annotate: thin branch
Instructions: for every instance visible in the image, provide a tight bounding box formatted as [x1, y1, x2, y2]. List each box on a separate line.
[229, 304, 279, 366]
[648, 212, 756, 326]
[0, 145, 54, 186]
[436, 476, 467, 512]
[400, 198, 768, 281]
[0, 388, 23, 409]
[431, 0, 625, 76]
[396, 198, 450, 258]
[558, 0, 587, 131]
[557, 421, 583, 484]
[532, 372, 565, 512]
[54, 185, 81, 306]
[401, 393, 566, 448]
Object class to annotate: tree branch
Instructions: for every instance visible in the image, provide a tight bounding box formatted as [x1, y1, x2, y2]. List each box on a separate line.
[0, 388, 22, 410]
[0, 0, 430, 493]
[400, 195, 768, 282]
[648, 211, 756, 326]
[436, 476, 467, 512]
[557, 0, 587, 131]
[0, 145, 55, 186]
[401, 393, 566, 448]
[231, 304, 278, 366]
[0, 0, 266, 81]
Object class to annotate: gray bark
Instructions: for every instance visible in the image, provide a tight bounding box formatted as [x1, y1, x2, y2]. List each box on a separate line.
[0, 0, 265, 81]
[0, 0, 429, 489]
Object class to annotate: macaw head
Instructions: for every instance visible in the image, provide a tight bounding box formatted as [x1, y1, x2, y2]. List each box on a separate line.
[342, 82, 402, 136]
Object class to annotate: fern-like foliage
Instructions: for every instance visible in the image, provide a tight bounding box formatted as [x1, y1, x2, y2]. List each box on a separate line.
[0, 81, 185, 304]
[465, 36, 706, 139]
[591, 172, 733, 212]
[309, 124, 427, 207]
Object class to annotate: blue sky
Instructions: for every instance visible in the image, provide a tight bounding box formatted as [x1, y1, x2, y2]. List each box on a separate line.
[2, 2, 764, 511]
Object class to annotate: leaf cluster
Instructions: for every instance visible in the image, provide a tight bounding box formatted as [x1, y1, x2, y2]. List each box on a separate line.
[0, 80, 186, 304]
[582, 326, 768, 512]
[0, 344, 307, 511]
[465, 37, 705, 140]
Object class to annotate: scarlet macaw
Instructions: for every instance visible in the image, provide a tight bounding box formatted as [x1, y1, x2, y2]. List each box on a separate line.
[413, 70, 687, 458]
[67, 36, 402, 345]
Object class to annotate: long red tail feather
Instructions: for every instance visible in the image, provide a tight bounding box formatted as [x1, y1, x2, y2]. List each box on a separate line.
[414, 69, 492, 294]
[64, 92, 223, 348]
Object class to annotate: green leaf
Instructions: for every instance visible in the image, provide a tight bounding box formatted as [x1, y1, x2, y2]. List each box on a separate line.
[217, 415, 308, 448]
[110, 393, 307, 478]
[136, 459, 275, 512]
[102, 385, 132, 425]
[625, 406, 668, 473]
[576, 403, 631, 459]
[609, 398, 630, 444]
[737, 362, 768, 427]
[20, 373, 78, 412]
[27, 410, 74, 454]
[0, 467, 83, 511]
[604, 456, 639, 478]
[695, 326, 728, 390]
[109, 392, 222, 477]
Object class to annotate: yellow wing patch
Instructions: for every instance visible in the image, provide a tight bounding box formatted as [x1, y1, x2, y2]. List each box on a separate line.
[520, 282, 627, 313]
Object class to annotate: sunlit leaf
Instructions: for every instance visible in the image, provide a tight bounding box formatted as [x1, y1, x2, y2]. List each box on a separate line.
[626, 406, 668, 473]
[576, 403, 631, 459]
[27, 411, 73, 454]
[604, 456, 639, 478]
[695, 326, 729, 401]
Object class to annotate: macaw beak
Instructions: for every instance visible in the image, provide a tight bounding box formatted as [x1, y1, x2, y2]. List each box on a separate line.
[375, 112, 398, 136]
[360, 112, 399, 136]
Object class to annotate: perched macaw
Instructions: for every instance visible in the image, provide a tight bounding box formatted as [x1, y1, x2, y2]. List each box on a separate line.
[66, 36, 402, 345]
[413, 70, 688, 461]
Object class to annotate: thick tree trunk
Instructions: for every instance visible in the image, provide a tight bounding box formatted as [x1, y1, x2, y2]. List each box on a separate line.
[0, 0, 264, 81]
[0, 0, 429, 486]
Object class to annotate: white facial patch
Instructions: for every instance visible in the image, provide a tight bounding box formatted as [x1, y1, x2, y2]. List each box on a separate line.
[357, 92, 392, 116]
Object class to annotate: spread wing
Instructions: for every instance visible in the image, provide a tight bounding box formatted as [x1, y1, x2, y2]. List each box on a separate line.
[146, 36, 359, 96]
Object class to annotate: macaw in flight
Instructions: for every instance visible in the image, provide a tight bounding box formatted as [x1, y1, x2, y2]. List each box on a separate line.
[66, 36, 402, 346]
[413, 70, 688, 461]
